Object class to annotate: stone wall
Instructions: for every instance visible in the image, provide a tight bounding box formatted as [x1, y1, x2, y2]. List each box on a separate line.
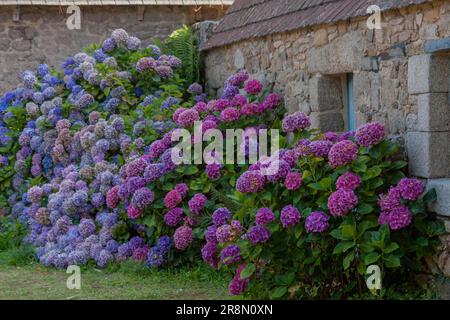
[0, 5, 226, 93]
[203, 0, 450, 277]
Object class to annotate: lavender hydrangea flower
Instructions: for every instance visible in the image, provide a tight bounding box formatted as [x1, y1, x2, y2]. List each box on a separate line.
[282, 112, 311, 133]
[173, 226, 193, 251]
[236, 171, 265, 193]
[216, 224, 233, 243]
[131, 187, 155, 211]
[78, 219, 96, 238]
[127, 36, 141, 50]
[188, 83, 203, 95]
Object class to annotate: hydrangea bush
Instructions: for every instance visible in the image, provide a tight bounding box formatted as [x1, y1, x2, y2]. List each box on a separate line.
[204, 119, 444, 299]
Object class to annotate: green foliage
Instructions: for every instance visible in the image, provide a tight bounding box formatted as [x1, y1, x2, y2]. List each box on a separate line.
[217, 134, 445, 300]
[0, 217, 35, 265]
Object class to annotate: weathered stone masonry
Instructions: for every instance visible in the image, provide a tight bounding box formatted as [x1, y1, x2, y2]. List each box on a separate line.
[0, 5, 226, 93]
[202, 1, 450, 276]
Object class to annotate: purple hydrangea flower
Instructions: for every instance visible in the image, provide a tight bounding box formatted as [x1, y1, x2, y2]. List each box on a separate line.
[201, 242, 218, 268]
[285, 171, 303, 190]
[328, 140, 358, 168]
[228, 264, 249, 295]
[255, 208, 275, 226]
[131, 187, 155, 211]
[327, 189, 358, 217]
[305, 211, 330, 233]
[309, 140, 333, 158]
[188, 194, 207, 214]
[396, 178, 424, 201]
[212, 208, 232, 226]
[336, 172, 362, 190]
[220, 245, 241, 265]
[164, 207, 184, 227]
[205, 163, 221, 181]
[247, 225, 270, 245]
[280, 205, 301, 228]
[188, 83, 203, 95]
[205, 225, 218, 243]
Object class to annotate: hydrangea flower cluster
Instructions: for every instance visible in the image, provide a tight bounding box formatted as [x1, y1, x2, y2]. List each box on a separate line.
[377, 178, 424, 230]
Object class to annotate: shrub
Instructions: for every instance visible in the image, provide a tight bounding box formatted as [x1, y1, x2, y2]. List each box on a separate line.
[205, 120, 445, 299]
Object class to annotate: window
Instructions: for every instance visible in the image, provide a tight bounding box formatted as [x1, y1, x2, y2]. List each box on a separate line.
[345, 73, 356, 132]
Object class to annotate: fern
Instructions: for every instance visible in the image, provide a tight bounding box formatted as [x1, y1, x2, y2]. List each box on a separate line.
[154, 25, 201, 87]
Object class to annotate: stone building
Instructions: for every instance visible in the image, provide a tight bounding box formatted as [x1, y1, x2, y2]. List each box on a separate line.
[0, 0, 231, 92]
[201, 0, 450, 276]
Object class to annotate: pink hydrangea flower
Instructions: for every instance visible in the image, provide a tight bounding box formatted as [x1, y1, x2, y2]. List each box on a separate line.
[355, 122, 385, 147]
[336, 172, 362, 190]
[328, 140, 358, 168]
[244, 79, 263, 94]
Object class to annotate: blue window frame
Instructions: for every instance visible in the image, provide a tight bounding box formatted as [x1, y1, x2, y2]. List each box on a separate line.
[346, 73, 356, 132]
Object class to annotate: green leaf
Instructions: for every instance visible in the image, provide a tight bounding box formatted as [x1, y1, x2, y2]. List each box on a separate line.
[184, 166, 199, 175]
[384, 254, 401, 268]
[275, 273, 295, 286]
[357, 203, 374, 215]
[308, 182, 325, 191]
[239, 263, 256, 280]
[341, 224, 356, 239]
[423, 188, 437, 204]
[269, 286, 288, 299]
[333, 241, 355, 254]
[384, 242, 399, 254]
[363, 252, 380, 265]
[319, 177, 332, 190]
[391, 160, 407, 170]
[343, 251, 355, 270]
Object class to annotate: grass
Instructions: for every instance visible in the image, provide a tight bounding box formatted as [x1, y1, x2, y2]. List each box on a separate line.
[0, 259, 231, 300]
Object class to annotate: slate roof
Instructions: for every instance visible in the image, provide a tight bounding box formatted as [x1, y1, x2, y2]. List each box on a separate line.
[0, 0, 233, 5]
[202, 0, 433, 50]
